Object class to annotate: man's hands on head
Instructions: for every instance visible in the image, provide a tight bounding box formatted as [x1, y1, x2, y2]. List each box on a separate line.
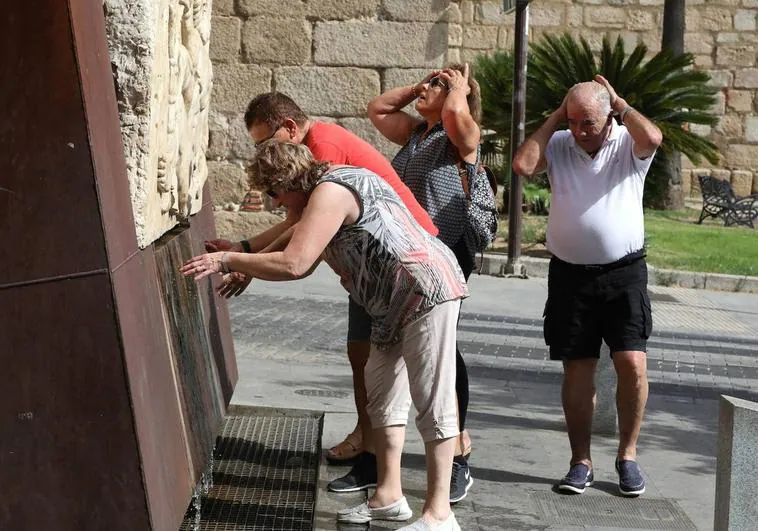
[554, 93, 569, 122]
[594, 75, 661, 157]
[551, 76, 629, 123]
[594, 74, 628, 115]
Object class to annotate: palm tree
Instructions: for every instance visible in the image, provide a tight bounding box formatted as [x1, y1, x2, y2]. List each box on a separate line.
[475, 33, 720, 208]
[661, 0, 686, 208]
[662, 0, 685, 55]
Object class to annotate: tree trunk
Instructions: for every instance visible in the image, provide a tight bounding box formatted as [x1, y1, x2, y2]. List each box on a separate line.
[662, 0, 685, 55]
[662, 0, 686, 209]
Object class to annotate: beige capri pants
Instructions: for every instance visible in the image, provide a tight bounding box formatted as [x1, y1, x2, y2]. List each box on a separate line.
[365, 299, 461, 442]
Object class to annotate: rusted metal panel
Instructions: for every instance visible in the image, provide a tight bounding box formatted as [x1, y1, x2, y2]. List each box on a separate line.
[191, 186, 239, 404]
[69, 0, 138, 272]
[112, 248, 194, 531]
[0, 0, 108, 287]
[0, 276, 150, 530]
[0, 1, 237, 529]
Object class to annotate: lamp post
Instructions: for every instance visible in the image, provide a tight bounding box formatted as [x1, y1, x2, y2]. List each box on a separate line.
[505, 0, 530, 275]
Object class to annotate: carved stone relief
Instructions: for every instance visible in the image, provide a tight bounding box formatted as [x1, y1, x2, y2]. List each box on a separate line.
[105, 0, 212, 248]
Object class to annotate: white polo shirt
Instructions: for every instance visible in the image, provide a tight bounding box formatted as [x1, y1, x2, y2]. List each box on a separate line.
[544, 121, 655, 265]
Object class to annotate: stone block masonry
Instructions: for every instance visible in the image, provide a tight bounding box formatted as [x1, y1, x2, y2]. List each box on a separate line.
[242, 17, 312, 65]
[205, 0, 758, 237]
[275, 67, 381, 117]
[314, 21, 449, 68]
[212, 64, 271, 113]
[205, 0, 464, 227]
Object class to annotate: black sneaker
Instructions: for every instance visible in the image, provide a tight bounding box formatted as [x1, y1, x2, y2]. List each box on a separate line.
[328, 452, 378, 492]
[450, 458, 474, 503]
[557, 463, 594, 494]
[616, 459, 645, 497]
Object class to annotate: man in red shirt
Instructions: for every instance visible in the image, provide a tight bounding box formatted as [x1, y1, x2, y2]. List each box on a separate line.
[208, 93, 442, 495]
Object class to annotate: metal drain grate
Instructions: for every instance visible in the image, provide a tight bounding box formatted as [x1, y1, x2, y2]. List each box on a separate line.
[181, 405, 322, 531]
[532, 492, 697, 529]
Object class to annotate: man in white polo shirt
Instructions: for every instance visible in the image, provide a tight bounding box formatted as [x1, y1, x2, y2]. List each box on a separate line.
[512, 75, 662, 497]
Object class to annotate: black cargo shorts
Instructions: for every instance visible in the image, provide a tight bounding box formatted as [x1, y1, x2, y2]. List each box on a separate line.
[543, 250, 653, 360]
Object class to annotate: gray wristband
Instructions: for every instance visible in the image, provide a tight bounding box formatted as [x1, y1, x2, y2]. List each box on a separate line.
[220, 252, 231, 274]
[620, 106, 634, 124]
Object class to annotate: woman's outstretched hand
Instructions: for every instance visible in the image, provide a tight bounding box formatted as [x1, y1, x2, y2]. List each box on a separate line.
[180, 252, 226, 281]
[217, 272, 252, 298]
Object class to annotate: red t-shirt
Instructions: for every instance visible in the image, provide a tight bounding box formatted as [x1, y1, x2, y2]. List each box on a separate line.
[304, 121, 438, 236]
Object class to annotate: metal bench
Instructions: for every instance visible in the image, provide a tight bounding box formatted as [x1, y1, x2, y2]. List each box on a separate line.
[697, 174, 758, 229]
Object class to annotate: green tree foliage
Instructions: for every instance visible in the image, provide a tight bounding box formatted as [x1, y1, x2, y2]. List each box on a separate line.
[475, 33, 720, 208]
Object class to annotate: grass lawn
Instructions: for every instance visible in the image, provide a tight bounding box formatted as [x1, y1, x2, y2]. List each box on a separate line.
[643, 208, 758, 277]
[491, 208, 758, 277]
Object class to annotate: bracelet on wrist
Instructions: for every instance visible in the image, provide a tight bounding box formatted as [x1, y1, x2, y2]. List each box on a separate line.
[239, 239, 252, 253]
[619, 105, 634, 124]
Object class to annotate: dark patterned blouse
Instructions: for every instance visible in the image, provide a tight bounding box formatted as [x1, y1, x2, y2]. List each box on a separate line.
[391, 122, 481, 260]
[318, 167, 468, 349]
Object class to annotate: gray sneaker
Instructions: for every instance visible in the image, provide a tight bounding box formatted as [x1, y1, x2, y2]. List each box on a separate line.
[336, 497, 412, 524]
[616, 459, 646, 497]
[328, 452, 377, 492]
[449, 460, 473, 503]
[557, 463, 594, 494]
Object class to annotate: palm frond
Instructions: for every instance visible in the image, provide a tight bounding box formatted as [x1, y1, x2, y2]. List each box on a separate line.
[600, 36, 626, 84]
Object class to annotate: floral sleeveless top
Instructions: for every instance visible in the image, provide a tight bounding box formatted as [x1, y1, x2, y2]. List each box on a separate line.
[317, 167, 468, 349]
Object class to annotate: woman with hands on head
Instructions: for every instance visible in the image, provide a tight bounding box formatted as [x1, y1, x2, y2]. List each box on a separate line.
[181, 139, 468, 531]
[368, 62, 488, 503]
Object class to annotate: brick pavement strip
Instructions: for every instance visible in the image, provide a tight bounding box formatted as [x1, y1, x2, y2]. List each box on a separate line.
[230, 290, 758, 405]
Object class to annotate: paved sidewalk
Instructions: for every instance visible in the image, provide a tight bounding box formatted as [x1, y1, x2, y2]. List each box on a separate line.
[477, 253, 758, 294]
[227, 265, 758, 530]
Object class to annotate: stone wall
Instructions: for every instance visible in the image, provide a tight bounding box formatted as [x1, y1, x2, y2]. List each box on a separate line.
[207, 0, 461, 230]
[208, 0, 758, 234]
[455, 0, 758, 199]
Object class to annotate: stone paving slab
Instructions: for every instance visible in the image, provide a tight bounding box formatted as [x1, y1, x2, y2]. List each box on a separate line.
[226, 265, 758, 530]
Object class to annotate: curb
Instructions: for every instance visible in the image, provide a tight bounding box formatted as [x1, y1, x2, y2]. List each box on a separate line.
[476, 253, 758, 294]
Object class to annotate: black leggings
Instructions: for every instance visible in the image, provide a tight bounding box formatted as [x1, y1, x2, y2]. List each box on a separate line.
[451, 238, 474, 431]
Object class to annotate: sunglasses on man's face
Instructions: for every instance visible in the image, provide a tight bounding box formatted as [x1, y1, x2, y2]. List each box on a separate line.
[264, 189, 279, 199]
[428, 76, 449, 91]
[254, 126, 283, 147]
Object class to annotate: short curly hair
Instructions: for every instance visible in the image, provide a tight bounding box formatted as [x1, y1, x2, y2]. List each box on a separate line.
[247, 140, 329, 194]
